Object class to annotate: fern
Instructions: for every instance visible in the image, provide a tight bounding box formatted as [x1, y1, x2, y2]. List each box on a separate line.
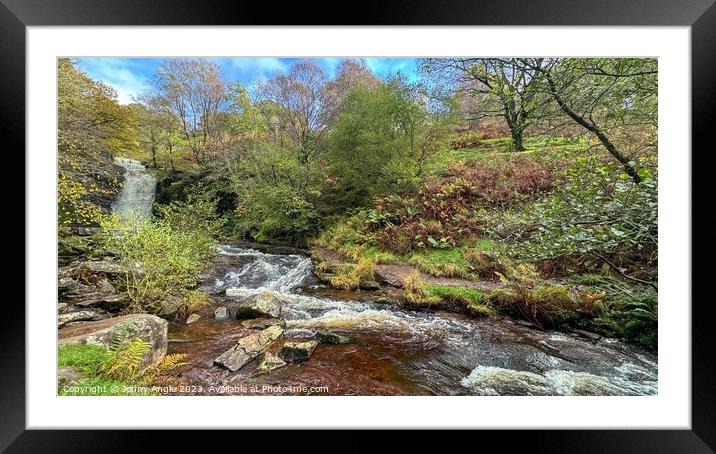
[102, 338, 151, 381]
[108, 323, 135, 351]
[141, 353, 189, 384]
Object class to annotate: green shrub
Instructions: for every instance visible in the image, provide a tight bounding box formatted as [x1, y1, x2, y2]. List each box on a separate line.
[155, 191, 224, 238]
[101, 215, 216, 313]
[576, 276, 658, 350]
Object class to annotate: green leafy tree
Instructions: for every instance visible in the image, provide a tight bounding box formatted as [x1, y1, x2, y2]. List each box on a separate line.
[326, 76, 455, 210]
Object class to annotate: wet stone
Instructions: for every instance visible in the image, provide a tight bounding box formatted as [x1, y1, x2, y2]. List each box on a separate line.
[214, 325, 284, 372]
[315, 331, 352, 345]
[232, 291, 282, 319]
[254, 352, 287, 375]
[214, 306, 229, 320]
[280, 340, 318, 363]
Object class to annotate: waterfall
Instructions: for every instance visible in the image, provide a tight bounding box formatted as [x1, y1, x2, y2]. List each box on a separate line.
[112, 157, 156, 221]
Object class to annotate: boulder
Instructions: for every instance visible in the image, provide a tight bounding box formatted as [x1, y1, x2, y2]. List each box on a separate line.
[214, 325, 284, 372]
[241, 318, 286, 330]
[58, 314, 168, 369]
[232, 292, 282, 319]
[374, 268, 403, 287]
[254, 352, 287, 375]
[214, 306, 229, 320]
[315, 331, 352, 345]
[280, 340, 318, 363]
[157, 295, 184, 318]
[58, 366, 86, 388]
[58, 309, 108, 328]
[186, 313, 201, 324]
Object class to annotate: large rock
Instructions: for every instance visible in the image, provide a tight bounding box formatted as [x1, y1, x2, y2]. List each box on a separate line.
[213, 325, 284, 372]
[58, 309, 108, 328]
[280, 340, 318, 363]
[254, 352, 287, 375]
[58, 314, 168, 369]
[232, 292, 282, 319]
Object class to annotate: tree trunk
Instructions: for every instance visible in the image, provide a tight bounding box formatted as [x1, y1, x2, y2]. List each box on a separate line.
[543, 72, 642, 183]
[510, 127, 526, 152]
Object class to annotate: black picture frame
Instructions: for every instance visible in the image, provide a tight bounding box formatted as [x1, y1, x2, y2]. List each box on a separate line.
[4, 0, 713, 451]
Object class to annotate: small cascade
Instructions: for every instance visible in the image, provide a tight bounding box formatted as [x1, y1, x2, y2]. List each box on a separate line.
[112, 157, 156, 220]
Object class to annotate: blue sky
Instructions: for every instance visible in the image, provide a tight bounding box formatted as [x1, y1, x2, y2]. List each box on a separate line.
[75, 57, 420, 104]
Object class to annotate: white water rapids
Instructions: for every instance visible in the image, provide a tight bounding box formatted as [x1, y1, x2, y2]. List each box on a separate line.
[208, 245, 658, 396]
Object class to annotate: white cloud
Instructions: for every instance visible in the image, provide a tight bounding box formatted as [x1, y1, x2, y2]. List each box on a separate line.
[76, 58, 150, 105]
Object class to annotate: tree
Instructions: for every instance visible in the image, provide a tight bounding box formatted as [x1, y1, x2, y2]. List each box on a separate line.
[326, 76, 454, 210]
[534, 58, 657, 183]
[322, 58, 381, 124]
[257, 60, 328, 165]
[58, 58, 140, 155]
[147, 59, 228, 161]
[421, 58, 547, 151]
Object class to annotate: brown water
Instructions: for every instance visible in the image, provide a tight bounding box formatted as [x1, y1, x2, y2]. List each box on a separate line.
[164, 245, 657, 396]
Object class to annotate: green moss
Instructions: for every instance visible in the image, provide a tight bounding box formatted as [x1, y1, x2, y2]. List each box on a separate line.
[58, 343, 111, 375]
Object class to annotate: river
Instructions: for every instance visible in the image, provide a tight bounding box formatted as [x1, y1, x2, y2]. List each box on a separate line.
[166, 245, 658, 396]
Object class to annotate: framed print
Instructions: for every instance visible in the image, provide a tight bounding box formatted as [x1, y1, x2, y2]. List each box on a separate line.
[5, 0, 714, 451]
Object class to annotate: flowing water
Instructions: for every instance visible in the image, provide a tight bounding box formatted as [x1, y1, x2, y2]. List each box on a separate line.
[167, 245, 658, 396]
[112, 158, 156, 220]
